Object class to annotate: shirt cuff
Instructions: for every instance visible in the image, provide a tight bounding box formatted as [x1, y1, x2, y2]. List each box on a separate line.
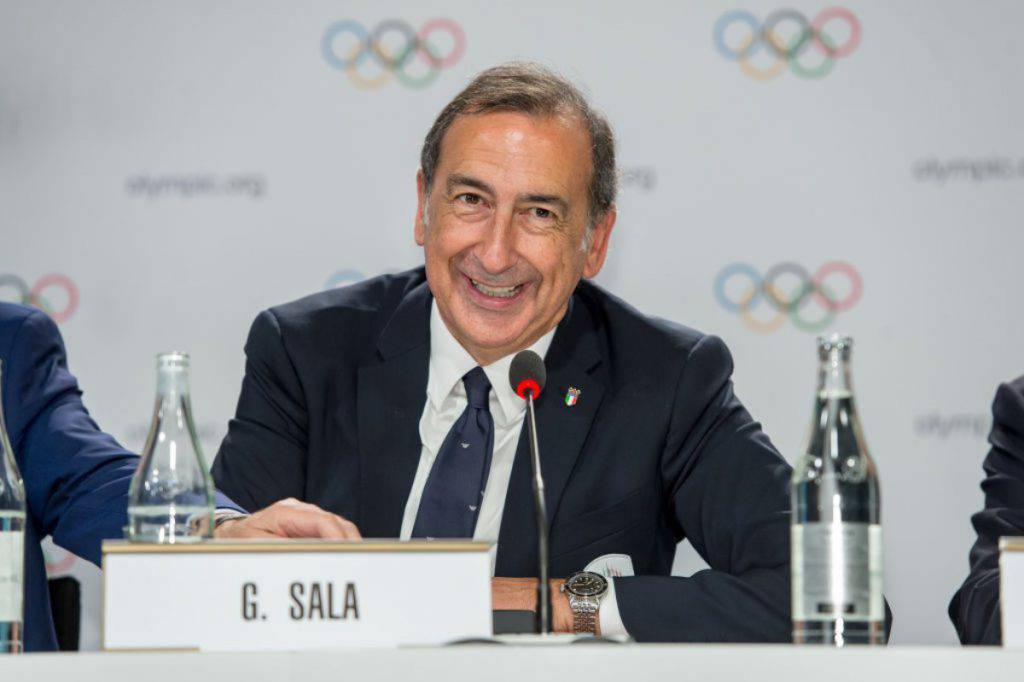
[213, 508, 249, 527]
[598, 576, 629, 637]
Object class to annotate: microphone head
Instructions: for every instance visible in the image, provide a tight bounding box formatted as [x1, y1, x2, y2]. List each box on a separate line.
[509, 350, 546, 400]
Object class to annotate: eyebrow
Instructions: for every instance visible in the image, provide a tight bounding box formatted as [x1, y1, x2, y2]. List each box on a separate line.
[446, 173, 570, 215]
[446, 173, 495, 197]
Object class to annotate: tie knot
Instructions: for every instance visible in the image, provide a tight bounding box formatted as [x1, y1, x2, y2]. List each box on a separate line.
[462, 367, 491, 409]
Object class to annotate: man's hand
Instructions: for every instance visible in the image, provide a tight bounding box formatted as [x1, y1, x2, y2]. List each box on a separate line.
[491, 577, 585, 634]
[214, 498, 363, 540]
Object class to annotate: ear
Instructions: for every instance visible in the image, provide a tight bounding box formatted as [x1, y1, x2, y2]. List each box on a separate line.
[414, 169, 428, 246]
[581, 205, 617, 279]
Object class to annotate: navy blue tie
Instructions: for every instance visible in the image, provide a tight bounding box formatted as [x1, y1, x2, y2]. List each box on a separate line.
[412, 367, 494, 539]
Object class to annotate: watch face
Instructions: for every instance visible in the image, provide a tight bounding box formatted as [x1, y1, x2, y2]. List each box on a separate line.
[567, 572, 607, 597]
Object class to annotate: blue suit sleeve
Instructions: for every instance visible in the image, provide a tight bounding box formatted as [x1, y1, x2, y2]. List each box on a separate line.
[3, 310, 139, 565]
[949, 375, 1024, 645]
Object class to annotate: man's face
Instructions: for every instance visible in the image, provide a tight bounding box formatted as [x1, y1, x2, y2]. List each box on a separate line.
[415, 111, 615, 365]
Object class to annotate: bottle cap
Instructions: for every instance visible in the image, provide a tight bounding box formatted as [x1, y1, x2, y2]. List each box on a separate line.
[156, 351, 190, 370]
[816, 333, 852, 359]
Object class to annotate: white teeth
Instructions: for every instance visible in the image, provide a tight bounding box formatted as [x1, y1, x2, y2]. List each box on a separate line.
[471, 279, 521, 298]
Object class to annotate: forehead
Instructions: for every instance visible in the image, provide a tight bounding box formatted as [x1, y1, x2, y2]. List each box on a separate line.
[437, 111, 592, 194]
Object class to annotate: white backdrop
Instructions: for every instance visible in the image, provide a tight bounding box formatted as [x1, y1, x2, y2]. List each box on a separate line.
[3, 0, 1023, 648]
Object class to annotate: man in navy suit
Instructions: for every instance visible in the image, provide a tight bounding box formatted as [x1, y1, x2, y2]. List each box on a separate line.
[213, 63, 795, 641]
[0, 303, 363, 651]
[950, 375, 1024, 644]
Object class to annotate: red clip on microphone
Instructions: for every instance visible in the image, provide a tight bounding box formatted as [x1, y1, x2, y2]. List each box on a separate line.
[515, 378, 541, 399]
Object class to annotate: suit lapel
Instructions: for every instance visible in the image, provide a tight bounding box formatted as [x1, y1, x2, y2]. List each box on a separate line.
[495, 293, 606, 576]
[356, 280, 431, 538]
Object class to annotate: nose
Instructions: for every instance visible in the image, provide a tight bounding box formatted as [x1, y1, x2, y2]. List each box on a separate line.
[476, 207, 518, 275]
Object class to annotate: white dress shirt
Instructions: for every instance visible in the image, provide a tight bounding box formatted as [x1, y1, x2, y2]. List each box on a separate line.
[399, 302, 627, 636]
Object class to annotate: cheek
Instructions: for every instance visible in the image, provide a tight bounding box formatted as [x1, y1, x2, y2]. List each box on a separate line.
[524, 236, 582, 288]
[425, 222, 469, 264]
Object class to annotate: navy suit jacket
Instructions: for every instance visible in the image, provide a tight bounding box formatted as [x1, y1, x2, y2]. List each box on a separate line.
[213, 268, 795, 642]
[949, 374, 1024, 644]
[0, 304, 138, 651]
[0, 303, 241, 651]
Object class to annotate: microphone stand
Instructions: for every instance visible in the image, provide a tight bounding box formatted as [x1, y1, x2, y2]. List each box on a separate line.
[524, 390, 551, 635]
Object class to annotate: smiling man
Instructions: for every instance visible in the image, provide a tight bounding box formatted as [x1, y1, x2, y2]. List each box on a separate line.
[213, 63, 793, 641]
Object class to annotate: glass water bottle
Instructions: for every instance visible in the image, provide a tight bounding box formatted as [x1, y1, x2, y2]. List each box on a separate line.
[127, 352, 215, 543]
[0, 361, 26, 654]
[791, 334, 885, 645]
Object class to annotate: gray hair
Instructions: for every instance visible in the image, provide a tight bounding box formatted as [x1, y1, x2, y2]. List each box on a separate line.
[420, 62, 617, 233]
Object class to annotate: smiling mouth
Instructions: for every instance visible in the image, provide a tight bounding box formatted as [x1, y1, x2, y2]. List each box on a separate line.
[468, 277, 524, 299]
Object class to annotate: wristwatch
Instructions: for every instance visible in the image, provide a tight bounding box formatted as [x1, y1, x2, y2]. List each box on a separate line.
[560, 571, 608, 635]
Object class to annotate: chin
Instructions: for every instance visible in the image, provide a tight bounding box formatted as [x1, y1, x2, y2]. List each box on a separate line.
[463, 329, 522, 353]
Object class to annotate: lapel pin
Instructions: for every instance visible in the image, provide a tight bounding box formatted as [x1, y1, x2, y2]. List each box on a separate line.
[565, 386, 581, 407]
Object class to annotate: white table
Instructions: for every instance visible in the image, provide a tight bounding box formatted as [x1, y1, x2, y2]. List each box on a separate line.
[2, 645, 1021, 682]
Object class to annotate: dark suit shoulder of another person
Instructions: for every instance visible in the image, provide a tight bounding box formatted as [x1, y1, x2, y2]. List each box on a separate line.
[950, 374, 1024, 645]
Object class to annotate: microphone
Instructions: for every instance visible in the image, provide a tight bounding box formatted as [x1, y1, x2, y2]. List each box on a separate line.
[508, 350, 550, 635]
[510, 350, 546, 401]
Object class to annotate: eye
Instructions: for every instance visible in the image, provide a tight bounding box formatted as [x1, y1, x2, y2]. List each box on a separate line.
[528, 207, 557, 221]
[456, 192, 482, 206]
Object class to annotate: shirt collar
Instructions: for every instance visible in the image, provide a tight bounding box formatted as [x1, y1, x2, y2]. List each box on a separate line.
[427, 302, 556, 425]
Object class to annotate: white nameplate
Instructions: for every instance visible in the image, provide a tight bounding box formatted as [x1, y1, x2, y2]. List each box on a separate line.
[1001, 537, 1024, 647]
[102, 539, 493, 651]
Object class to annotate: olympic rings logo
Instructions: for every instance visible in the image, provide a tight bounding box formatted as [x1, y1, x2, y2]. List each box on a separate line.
[713, 8, 861, 80]
[713, 262, 862, 333]
[0, 273, 80, 323]
[322, 18, 465, 90]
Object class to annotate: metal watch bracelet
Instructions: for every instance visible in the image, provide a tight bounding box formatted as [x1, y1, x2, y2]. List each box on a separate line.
[572, 604, 599, 634]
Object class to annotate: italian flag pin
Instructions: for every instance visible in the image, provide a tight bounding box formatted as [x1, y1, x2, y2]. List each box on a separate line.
[565, 386, 581, 407]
